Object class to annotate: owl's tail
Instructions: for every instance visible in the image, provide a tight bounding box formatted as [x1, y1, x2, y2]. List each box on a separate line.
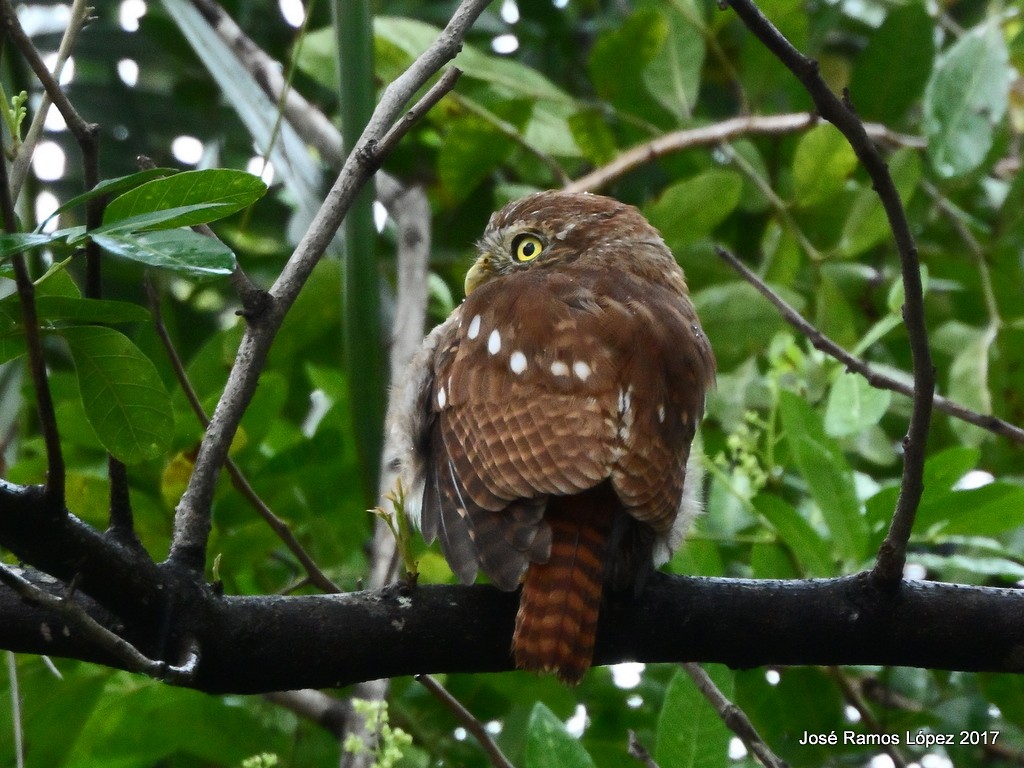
[512, 485, 616, 685]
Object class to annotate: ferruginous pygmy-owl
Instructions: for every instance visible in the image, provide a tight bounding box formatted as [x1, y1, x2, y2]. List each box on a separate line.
[392, 190, 715, 683]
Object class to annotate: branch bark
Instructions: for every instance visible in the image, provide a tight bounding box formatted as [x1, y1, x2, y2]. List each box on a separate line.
[2, 555, 1024, 695]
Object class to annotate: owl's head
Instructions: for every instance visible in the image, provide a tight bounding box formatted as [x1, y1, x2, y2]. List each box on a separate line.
[465, 190, 668, 295]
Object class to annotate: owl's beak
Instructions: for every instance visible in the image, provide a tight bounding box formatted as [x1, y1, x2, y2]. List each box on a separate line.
[464, 256, 491, 296]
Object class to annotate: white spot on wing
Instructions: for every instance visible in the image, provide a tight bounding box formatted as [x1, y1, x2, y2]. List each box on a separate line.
[437, 387, 447, 408]
[573, 360, 592, 381]
[658, 404, 666, 423]
[488, 329, 502, 355]
[467, 314, 481, 340]
[510, 351, 527, 374]
[550, 360, 569, 377]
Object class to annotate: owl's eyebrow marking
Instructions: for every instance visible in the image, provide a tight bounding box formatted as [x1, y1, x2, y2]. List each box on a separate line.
[487, 329, 502, 355]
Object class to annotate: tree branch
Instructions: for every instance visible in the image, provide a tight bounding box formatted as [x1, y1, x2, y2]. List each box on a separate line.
[564, 113, 924, 194]
[146, 278, 342, 594]
[0, 127, 64, 505]
[416, 674, 515, 768]
[2, 558, 1024, 694]
[167, 0, 489, 573]
[682, 663, 787, 768]
[722, 0, 934, 585]
[6, 0, 92, 202]
[714, 247, 1024, 444]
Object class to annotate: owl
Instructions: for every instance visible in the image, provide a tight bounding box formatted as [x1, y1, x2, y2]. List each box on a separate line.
[392, 190, 715, 683]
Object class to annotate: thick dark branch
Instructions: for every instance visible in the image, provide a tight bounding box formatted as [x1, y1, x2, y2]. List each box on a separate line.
[2, 551, 1024, 695]
[723, 0, 935, 585]
[0, 481, 170, 622]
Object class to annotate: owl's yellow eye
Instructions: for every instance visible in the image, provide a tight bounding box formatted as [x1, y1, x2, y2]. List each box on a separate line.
[511, 234, 544, 263]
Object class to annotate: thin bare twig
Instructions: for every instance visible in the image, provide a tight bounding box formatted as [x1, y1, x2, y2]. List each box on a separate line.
[722, 0, 934, 585]
[682, 663, 788, 768]
[7, 0, 92, 201]
[264, 689, 349, 739]
[827, 668, 908, 768]
[0, 0, 97, 146]
[0, 124, 63, 504]
[627, 730, 660, 768]
[564, 112, 924, 194]
[145, 279, 342, 594]
[373, 68, 463, 162]
[168, 0, 487, 572]
[0, 564, 198, 684]
[416, 674, 515, 768]
[7, 652, 24, 768]
[715, 247, 1024, 444]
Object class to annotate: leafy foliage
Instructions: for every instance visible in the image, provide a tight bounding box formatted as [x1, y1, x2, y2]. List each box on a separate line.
[1, 0, 1023, 767]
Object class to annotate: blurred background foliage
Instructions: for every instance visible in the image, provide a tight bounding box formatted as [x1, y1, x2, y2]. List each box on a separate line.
[1, 0, 1024, 765]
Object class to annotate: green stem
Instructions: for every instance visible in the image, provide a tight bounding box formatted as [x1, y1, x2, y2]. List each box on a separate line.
[335, 0, 385, 503]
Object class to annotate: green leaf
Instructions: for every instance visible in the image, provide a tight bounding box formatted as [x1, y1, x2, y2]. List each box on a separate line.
[754, 494, 836, 577]
[645, 170, 743, 249]
[655, 665, 734, 767]
[3, 661, 111, 768]
[162, 0, 324, 231]
[85, 204, 229, 239]
[306, 17, 573, 104]
[525, 702, 596, 768]
[924, 445, 983, 494]
[693, 282, 799, 366]
[0, 231, 60, 260]
[1, 294, 149, 332]
[104, 169, 267, 229]
[438, 116, 515, 203]
[910, 552, 1024, 581]
[916, 482, 1024, 537]
[736, 667, 843, 764]
[94, 230, 236, 275]
[59, 325, 174, 464]
[839, 148, 921, 257]
[640, 0, 706, 121]
[824, 372, 892, 437]
[568, 109, 619, 165]
[848, 3, 935, 123]
[946, 327, 994, 446]
[34, 296, 151, 325]
[791, 124, 858, 207]
[589, 9, 668, 119]
[779, 390, 867, 563]
[924, 20, 1011, 178]
[38, 167, 178, 230]
[0, 329, 25, 364]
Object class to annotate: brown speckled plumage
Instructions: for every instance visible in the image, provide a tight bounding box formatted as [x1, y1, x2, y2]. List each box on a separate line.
[394, 191, 715, 683]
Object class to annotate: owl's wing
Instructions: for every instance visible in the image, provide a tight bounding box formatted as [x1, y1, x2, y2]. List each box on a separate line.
[402, 310, 551, 590]
[424, 264, 713, 589]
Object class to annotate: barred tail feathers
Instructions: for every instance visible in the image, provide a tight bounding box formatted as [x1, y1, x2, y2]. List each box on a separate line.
[512, 486, 616, 684]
